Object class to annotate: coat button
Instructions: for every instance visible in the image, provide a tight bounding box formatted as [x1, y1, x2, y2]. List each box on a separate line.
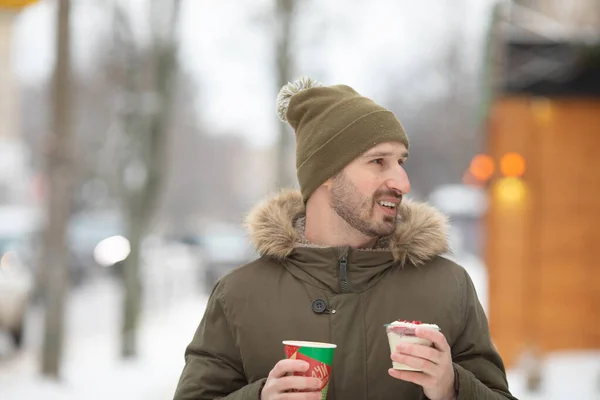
[312, 299, 327, 314]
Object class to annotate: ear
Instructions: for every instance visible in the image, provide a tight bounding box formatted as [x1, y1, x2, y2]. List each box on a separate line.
[322, 177, 333, 189]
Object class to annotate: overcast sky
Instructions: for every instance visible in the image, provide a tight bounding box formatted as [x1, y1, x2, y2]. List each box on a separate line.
[11, 0, 496, 148]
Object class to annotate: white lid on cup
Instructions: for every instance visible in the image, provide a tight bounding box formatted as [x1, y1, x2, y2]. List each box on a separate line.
[282, 340, 337, 348]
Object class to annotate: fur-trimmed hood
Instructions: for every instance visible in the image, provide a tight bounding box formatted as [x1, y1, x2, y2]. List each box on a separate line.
[245, 190, 450, 267]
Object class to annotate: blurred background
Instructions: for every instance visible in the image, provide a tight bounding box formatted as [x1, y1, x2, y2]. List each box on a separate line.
[0, 0, 598, 399]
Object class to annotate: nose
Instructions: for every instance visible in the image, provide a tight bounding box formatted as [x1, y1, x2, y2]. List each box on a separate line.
[385, 165, 411, 195]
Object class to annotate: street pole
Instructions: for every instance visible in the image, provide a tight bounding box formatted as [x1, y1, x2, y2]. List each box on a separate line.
[275, 0, 296, 190]
[41, 0, 73, 378]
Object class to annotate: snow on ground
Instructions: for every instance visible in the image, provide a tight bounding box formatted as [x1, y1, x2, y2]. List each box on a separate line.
[0, 292, 207, 400]
[507, 351, 600, 400]
[0, 240, 208, 400]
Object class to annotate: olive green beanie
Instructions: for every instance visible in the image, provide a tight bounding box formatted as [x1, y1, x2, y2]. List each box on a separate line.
[276, 77, 409, 203]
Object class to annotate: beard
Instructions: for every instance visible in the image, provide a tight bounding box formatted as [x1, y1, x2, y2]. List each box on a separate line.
[330, 171, 400, 238]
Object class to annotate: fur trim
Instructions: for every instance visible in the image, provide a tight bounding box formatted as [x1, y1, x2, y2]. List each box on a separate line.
[245, 189, 305, 259]
[245, 190, 450, 266]
[276, 77, 322, 122]
[388, 202, 451, 266]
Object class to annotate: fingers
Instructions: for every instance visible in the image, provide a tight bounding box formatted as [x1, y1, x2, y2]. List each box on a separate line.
[269, 359, 310, 378]
[264, 360, 323, 400]
[277, 392, 322, 400]
[388, 368, 434, 387]
[414, 327, 450, 352]
[395, 343, 441, 364]
[391, 352, 436, 374]
[274, 376, 322, 393]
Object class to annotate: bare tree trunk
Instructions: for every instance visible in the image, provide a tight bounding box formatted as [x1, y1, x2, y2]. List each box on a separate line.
[121, 192, 144, 357]
[442, 0, 468, 183]
[120, 0, 181, 358]
[275, 0, 296, 190]
[41, 0, 73, 378]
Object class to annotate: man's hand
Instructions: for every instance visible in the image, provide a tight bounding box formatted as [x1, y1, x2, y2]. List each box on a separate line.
[388, 327, 456, 400]
[261, 359, 322, 400]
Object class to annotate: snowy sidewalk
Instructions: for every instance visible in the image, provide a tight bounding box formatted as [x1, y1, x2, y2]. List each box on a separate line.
[506, 352, 600, 400]
[0, 293, 208, 400]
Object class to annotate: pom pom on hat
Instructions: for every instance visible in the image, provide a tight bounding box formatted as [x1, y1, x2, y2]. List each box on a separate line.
[276, 76, 322, 122]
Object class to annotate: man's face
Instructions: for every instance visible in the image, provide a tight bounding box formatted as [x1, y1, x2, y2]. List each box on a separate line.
[329, 141, 410, 238]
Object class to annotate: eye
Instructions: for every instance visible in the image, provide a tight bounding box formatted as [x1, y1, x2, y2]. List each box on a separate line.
[371, 158, 384, 165]
[398, 159, 405, 166]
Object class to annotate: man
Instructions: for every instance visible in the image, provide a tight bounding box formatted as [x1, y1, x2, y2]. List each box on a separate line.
[174, 77, 517, 400]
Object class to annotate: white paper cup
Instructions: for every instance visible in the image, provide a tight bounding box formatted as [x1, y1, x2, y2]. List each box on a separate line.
[384, 323, 440, 371]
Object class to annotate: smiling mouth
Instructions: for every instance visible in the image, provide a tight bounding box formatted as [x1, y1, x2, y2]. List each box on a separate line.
[377, 201, 397, 210]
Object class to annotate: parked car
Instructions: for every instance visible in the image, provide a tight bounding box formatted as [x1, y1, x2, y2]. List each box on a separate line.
[0, 205, 40, 347]
[198, 224, 256, 292]
[0, 233, 34, 347]
[67, 210, 125, 284]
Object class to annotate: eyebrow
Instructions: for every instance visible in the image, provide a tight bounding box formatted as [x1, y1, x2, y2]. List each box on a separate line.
[363, 151, 409, 159]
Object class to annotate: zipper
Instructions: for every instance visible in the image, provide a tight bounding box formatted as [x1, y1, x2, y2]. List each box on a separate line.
[339, 247, 350, 293]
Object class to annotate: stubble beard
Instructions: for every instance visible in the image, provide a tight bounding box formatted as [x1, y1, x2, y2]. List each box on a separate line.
[330, 172, 399, 239]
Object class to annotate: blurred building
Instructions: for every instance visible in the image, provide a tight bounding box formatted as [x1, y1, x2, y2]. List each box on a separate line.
[482, 1, 600, 368]
[0, 3, 37, 205]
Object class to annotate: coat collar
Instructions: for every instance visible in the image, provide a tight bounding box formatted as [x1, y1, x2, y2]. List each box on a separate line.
[244, 190, 450, 267]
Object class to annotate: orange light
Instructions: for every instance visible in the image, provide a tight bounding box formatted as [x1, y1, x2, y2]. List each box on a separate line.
[469, 154, 495, 182]
[531, 98, 553, 125]
[500, 153, 526, 177]
[0, 0, 39, 8]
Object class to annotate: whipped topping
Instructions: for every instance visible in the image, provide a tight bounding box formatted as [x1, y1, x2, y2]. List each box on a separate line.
[388, 320, 440, 330]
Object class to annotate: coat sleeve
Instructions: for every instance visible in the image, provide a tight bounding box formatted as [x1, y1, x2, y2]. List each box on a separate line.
[451, 269, 519, 400]
[173, 281, 266, 400]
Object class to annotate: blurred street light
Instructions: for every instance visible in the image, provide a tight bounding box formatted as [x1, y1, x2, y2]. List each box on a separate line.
[531, 97, 553, 126]
[500, 152, 526, 177]
[469, 154, 495, 182]
[493, 176, 528, 207]
[94, 235, 131, 268]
